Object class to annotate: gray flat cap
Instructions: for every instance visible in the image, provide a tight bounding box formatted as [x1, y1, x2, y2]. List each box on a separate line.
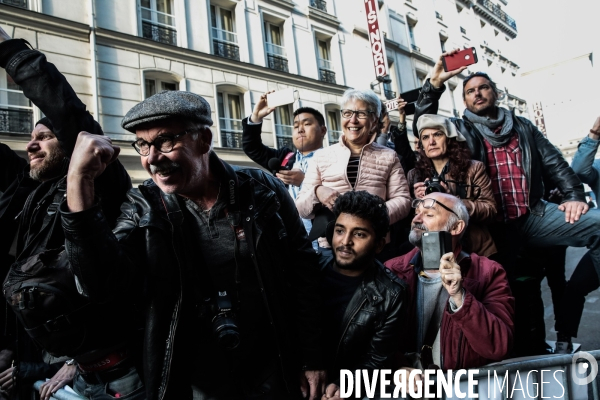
[122, 90, 213, 132]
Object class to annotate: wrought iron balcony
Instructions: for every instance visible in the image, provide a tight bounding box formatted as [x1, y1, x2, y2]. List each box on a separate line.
[142, 21, 177, 46]
[0, 108, 33, 134]
[319, 69, 336, 84]
[267, 54, 289, 73]
[310, 0, 327, 12]
[219, 118, 243, 148]
[475, 0, 517, 35]
[328, 130, 342, 145]
[0, 0, 27, 8]
[213, 40, 240, 61]
[384, 90, 396, 100]
[276, 124, 295, 151]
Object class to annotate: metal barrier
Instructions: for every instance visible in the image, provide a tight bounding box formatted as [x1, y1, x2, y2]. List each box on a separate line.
[32, 381, 85, 400]
[447, 351, 600, 399]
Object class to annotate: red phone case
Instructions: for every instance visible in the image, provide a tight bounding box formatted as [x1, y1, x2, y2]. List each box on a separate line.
[442, 48, 478, 72]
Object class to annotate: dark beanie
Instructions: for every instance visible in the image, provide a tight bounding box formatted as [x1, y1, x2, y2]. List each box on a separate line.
[35, 116, 54, 132]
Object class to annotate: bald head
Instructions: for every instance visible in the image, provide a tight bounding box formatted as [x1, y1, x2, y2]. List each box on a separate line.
[409, 192, 469, 250]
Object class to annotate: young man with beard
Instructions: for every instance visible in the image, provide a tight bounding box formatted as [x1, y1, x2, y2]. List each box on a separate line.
[242, 93, 327, 250]
[384, 193, 514, 370]
[318, 191, 406, 400]
[0, 29, 138, 399]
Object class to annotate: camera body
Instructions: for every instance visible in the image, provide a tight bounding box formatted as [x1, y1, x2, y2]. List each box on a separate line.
[425, 176, 446, 194]
[203, 291, 241, 350]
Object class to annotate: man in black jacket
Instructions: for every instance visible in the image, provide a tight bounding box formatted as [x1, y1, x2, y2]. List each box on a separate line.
[0, 30, 137, 399]
[242, 92, 327, 250]
[319, 191, 405, 400]
[61, 90, 326, 399]
[412, 49, 600, 287]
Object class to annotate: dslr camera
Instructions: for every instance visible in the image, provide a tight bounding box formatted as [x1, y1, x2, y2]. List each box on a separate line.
[425, 176, 446, 194]
[202, 290, 241, 350]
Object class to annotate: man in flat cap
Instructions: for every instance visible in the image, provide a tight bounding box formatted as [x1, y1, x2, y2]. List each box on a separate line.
[61, 90, 327, 399]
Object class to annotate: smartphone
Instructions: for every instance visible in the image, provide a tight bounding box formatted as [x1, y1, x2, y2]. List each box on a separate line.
[266, 88, 298, 108]
[421, 231, 453, 270]
[384, 87, 421, 115]
[442, 47, 478, 72]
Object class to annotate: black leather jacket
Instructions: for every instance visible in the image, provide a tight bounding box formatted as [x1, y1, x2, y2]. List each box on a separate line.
[414, 79, 585, 216]
[319, 255, 406, 383]
[0, 40, 132, 355]
[61, 153, 324, 400]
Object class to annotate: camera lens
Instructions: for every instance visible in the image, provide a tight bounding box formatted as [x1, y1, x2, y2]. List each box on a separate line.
[213, 316, 241, 350]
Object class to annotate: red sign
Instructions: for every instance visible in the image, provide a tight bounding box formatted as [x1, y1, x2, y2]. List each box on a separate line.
[364, 0, 389, 78]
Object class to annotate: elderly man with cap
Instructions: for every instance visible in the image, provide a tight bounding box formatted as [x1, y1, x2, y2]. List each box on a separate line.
[385, 193, 514, 371]
[61, 90, 327, 399]
[407, 114, 497, 257]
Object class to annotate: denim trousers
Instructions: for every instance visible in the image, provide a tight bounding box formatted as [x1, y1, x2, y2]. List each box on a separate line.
[517, 202, 600, 280]
[73, 366, 145, 400]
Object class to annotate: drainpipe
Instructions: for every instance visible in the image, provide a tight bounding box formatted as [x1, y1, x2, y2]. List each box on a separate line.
[88, 0, 99, 120]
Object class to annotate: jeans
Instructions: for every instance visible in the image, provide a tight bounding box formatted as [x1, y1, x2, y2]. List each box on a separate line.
[517, 202, 600, 280]
[555, 251, 600, 338]
[73, 366, 145, 400]
[571, 136, 600, 199]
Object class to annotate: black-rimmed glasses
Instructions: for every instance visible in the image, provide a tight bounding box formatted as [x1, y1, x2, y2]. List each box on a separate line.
[340, 109, 374, 120]
[131, 131, 189, 156]
[412, 198, 459, 218]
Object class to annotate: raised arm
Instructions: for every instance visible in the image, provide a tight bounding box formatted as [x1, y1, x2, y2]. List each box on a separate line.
[571, 117, 600, 189]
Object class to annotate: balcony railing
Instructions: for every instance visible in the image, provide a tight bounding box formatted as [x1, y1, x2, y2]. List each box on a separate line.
[411, 44, 421, 52]
[0, 0, 27, 8]
[213, 40, 240, 61]
[267, 54, 289, 72]
[384, 90, 396, 100]
[319, 69, 336, 84]
[220, 118, 243, 148]
[275, 124, 295, 151]
[310, 0, 327, 12]
[476, 0, 517, 31]
[212, 27, 238, 44]
[328, 130, 342, 145]
[0, 108, 33, 134]
[142, 21, 177, 45]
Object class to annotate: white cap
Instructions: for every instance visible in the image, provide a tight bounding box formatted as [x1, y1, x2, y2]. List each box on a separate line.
[417, 114, 466, 142]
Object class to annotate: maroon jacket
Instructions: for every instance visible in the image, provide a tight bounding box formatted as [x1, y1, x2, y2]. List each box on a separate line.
[384, 247, 514, 370]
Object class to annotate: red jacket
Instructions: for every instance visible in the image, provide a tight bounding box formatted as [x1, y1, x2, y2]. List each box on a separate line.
[384, 247, 515, 370]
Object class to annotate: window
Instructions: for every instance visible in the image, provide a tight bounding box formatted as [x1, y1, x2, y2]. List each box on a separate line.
[264, 22, 288, 72]
[435, 11, 443, 21]
[317, 40, 335, 84]
[275, 106, 294, 151]
[211, 5, 240, 61]
[0, 0, 28, 9]
[0, 71, 33, 134]
[408, 23, 419, 52]
[460, 27, 467, 35]
[145, 78, 178, 98]
[310, 0, 327, 12]
[140, 0, 177, 45]
[326, 110, 341, 145]
[217, 91, 243, 148]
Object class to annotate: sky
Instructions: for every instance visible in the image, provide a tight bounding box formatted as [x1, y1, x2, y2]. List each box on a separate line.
[506, 0, 597, 72]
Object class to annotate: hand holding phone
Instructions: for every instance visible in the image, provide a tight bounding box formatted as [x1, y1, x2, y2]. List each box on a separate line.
[442, 47, 478, 72]
[266, 88, 298, 108]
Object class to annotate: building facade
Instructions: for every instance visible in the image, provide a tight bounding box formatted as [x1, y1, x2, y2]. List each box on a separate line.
[0, 0, 528, 183]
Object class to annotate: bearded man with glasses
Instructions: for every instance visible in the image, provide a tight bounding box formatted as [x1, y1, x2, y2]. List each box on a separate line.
[296, 88, 411, 258]
[61, 90, 326, 400]
[384, 192, 514, 371]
